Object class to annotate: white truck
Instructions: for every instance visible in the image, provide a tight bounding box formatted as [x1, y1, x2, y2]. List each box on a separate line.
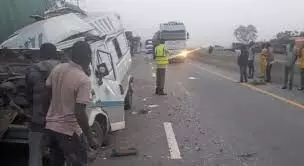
[156, 21, 189, 63]
[0, 3, 132, 148]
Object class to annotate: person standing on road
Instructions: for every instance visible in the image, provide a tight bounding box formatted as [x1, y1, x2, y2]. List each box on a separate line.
[45, 41, 98, 166]
[297, 46, 304, 91]
[25, 43, 60, 166]
[155, 39, 169, 95]
[265, 43, 274, 82]
[282, 41, 297, 90]
[259, 43, 268, 79]
[248, 42, 255, 79]
[237, 44, 249, 83]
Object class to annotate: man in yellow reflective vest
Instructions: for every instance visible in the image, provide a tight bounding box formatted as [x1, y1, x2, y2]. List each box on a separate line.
[155, 39, 169, 95]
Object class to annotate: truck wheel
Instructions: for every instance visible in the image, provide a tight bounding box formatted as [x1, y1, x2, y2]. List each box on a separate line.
[91, 121, 105, 147]
[124, 89, 133, 110]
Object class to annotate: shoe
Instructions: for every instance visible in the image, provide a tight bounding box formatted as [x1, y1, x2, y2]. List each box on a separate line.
[158, 92, 167, 96]
[158, 89, 167, 95]
[155, 88, 160, 95]
[281, 86, 287, 89]
[298, 88, 304, 91]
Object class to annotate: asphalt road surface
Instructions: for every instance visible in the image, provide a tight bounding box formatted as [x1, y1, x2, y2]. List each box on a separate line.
[2, 53, 304, 166]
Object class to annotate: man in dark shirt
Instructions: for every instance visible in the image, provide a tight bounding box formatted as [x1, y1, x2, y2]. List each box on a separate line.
[26, 43, 60, 166]
[237, 44, 249, 83]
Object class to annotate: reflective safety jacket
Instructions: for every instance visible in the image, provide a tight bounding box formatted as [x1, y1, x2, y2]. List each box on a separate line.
[155, 44, 169, 65]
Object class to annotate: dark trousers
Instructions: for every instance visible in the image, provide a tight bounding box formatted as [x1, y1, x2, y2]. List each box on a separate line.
[239, 65, 248, 82]
[300, 69, 304, 89]
[266, 64, 272, 82]
[47, 130, 87, 166]
[28, 131, 44, 166]
[156, 68, 166, 92]
[283, 65, 294, 88]
[248, 60, 255, 78]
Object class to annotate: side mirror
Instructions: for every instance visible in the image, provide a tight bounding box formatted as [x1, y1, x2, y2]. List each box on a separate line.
[95, 62, 109, 78]
[187, 32, 190, 39]
[95, 63, 109, 86]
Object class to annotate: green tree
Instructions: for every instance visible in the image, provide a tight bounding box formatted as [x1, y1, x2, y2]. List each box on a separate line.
[234, 25, 258, 44]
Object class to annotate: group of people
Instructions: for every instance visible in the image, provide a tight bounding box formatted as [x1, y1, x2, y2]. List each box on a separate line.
[235, 42, 261, 83]
[236, 42, 276, 83]
[26, 41, 97, 166]
[236, 39, 304, 91]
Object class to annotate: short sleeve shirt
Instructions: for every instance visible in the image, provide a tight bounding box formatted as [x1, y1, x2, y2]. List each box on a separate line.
[45, 61, 92, 136]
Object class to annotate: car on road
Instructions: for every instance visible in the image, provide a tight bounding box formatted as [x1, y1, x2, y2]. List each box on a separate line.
[145, 39, 153, 54]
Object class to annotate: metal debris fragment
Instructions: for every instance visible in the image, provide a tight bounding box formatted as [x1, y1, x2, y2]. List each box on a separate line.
[195, 146, 201, 151]
[139, 108, 150, 114]
[188, 77, 197, 80]
[147, 104, 159, 108]
[238, 152, 257, 159]
[111, 147, 138, 157]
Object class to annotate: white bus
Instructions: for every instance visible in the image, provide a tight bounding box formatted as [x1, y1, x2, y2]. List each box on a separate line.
[159, 21, 189, 63]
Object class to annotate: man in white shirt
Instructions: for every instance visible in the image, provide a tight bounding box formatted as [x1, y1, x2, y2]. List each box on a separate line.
[248, 42, 255, 79]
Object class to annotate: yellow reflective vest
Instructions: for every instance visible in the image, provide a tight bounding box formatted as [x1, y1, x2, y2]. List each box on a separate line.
[155, 44, 169, 65]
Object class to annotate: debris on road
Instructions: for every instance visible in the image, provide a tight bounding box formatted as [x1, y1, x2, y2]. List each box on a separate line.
[238, 152, 257, 159]
[147, 104, 159, 108]
[249, 79, 266, 85]
[143, 154, 152, 158]
[111, 147, 138, 157]
[188, 76, 198, 80]
[138, 108, 152, 114]
[195, 146, 201, 151]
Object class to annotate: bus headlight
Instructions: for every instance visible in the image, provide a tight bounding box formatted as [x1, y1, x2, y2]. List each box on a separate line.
[178, 51, 188, 57]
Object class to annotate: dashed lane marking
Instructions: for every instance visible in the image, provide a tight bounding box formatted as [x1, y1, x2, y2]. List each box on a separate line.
[177, 81, 191, 96]
[193, 63, 304, 110]
[164, 122, 182, 159]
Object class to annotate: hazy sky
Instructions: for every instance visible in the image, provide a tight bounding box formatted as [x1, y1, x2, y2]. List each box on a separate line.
[79, 0, 304, 47]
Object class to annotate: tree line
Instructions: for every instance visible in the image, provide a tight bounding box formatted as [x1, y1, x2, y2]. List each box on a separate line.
[233, 25, 304, 53]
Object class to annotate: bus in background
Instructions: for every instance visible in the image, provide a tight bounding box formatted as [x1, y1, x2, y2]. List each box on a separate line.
[155, 21, 190, 63]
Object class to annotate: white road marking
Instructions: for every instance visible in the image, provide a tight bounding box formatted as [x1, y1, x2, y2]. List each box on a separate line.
[164, 122, 182, 159]
[152, 72, 156, 77]
[177, 82, 191, 96]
